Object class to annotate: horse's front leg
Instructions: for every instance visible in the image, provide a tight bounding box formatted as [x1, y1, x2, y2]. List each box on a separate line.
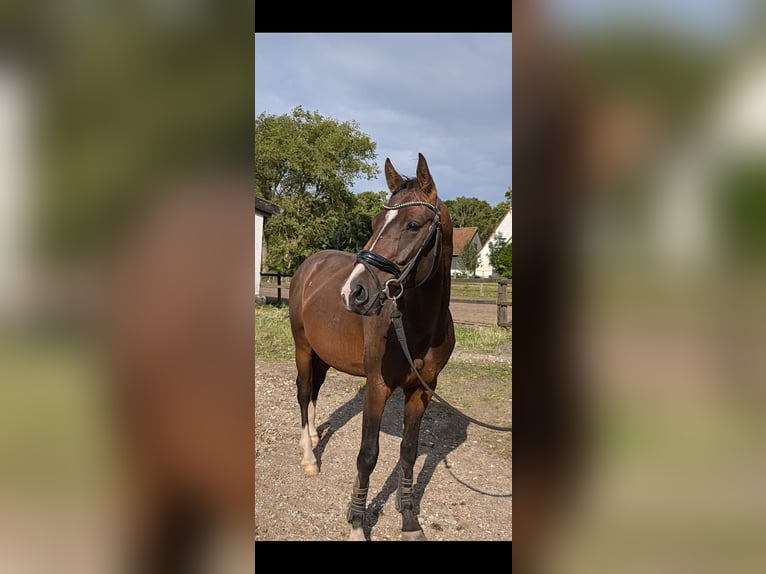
[397, 384, 432, 541]
[346, 378, 390, 541]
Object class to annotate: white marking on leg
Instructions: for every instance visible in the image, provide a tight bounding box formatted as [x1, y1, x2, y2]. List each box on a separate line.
[299, 424, 319, 474]
[308, 401, 319, 447]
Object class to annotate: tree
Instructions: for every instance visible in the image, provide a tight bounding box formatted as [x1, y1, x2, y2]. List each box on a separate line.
[445, 196, 494, 237]
[255, 106, 378, 201]
[255, 107, 380, 272]
[326, 190, 387, 253]
[445, 194, 511, 243]
[458, 240, 479, 276]
[505, 187, 512, 204]
[493, 242, 512, 278]
[488, 232, 509, 275]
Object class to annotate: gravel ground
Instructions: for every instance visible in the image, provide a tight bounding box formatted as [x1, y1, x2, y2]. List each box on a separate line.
[255, 350, 512, 542]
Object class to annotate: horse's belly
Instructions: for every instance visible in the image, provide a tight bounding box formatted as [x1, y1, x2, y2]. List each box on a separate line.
[304, 312, 366, 376]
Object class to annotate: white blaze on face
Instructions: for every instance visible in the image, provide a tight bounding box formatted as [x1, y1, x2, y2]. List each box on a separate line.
[340, 208, 399, 306]
[369, 208, 398, 250]
[340, 264, 365, 306]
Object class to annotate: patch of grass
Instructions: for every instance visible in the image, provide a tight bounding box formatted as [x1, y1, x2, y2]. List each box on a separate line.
[450, 280, 499, 300]
[441, 360, 511, 387]
[255, 303, 513, 360]
[255, 303, 293, 360]
[454, 323, 512, 355]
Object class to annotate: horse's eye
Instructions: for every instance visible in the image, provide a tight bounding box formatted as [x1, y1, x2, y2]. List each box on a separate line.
[406, 221, 421, 231]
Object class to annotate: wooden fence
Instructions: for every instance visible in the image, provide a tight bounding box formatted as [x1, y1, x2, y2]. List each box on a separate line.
[496, 278, 511, 328]
[258, 273, 511, 327]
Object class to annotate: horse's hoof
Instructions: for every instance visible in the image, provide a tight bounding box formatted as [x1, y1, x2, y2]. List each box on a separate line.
[311, 434, 319, 448]
[301, 462, 320, 475]
[401, 529, 427, 541]
[348, 526, 367, 541]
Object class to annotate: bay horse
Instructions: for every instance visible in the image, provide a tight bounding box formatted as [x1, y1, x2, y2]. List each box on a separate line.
[288, 153, 455, 541]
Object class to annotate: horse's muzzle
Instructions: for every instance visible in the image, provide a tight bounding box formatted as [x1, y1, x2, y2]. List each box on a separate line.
[342, 279, 384, 316]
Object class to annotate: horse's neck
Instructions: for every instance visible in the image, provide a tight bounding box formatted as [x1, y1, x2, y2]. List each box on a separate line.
[401, 266, 451, 318]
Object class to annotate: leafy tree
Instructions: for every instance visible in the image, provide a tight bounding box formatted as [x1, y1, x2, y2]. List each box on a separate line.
[255, 106, 378, 202]
[493, 242, 512, 278]
[255, 107, 380, 272]
[445, 196, 494, 238]
[458, 240, 479, 276]
[354, 190, 388, 216]
[488, 232, 509, 275]
[446, 194, 511, 244]
[326, 190, 387, 253]
[505, 187, 512, 204]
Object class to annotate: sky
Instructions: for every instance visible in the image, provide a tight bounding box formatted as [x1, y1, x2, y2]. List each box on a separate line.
[255, 33, 513, 207]
[254, 5, 748, 207]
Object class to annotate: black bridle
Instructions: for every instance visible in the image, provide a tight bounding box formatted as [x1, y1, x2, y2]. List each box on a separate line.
[354, 198, 442, 311]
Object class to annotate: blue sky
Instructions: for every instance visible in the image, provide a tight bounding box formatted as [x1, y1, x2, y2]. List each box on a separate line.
[255, 33, 513, 207]
[254, 8, 748, 207]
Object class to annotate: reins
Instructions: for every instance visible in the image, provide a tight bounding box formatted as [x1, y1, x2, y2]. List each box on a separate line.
[391, 307, 513, 432]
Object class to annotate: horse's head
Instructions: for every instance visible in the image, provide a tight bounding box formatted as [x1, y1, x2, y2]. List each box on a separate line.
[341, 153, 452, 315]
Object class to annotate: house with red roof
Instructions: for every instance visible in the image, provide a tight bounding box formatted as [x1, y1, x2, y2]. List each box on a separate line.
[451, 226, 482, 276]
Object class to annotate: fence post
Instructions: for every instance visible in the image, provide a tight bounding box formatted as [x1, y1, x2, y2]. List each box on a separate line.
[277, 272, 282, 304]
[497, 278, 510, 328]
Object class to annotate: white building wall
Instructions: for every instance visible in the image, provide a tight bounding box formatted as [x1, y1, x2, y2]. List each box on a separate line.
[254, 211, 265, 297]
[476, 208, 512, 277]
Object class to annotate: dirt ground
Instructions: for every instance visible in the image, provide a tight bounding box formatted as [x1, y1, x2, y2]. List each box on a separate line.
[255, 302, 512, 542]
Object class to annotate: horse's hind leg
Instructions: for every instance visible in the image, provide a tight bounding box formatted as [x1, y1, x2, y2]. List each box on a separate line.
[308, 354, 329, 448]
[397, 385, 432, 541]
[296, 348, 329, 475]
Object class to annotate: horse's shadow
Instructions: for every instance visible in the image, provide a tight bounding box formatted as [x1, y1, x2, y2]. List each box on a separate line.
[313, 381, 497, 537]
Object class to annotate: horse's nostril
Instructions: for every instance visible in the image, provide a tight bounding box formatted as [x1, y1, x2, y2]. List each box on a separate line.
[352, 284, 368, 305]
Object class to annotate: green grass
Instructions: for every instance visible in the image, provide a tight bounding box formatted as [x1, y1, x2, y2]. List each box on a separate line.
[255, 303, 293, 359]
[255, 303, 512, 359]
[450, 280, 501, 300]
[454, 323, 512, 355]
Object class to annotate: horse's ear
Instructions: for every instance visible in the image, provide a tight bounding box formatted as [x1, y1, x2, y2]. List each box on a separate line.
[416, 153, 435, 196]
[385, 158, 404, 195]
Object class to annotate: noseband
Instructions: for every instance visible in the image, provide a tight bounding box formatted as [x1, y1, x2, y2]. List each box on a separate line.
[354, 198, 442, 310]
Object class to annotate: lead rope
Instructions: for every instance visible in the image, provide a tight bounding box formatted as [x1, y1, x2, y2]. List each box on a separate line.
[390, 307, 513, 432]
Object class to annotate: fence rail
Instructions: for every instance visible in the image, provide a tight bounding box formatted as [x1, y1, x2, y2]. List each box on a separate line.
[258, 272, 511, 327]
